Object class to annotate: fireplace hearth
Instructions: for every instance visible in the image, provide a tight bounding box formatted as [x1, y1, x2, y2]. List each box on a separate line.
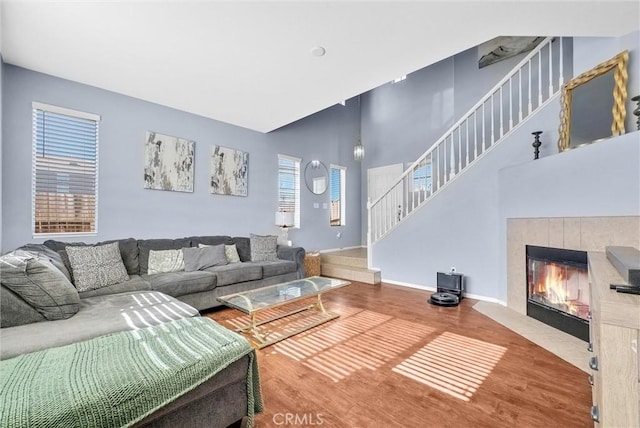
[526, 245, 589, 342]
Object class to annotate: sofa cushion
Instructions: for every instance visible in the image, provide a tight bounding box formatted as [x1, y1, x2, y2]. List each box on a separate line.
[0, 250, 80, 321]
[0, 291, 200, 360]
[188, 235, 232, 247]
[66, 243, 130, 292]
[231, 237, 251, 262]
[143, 271, 217, 298]
[205, 262, 262, 286]
[148, 249, 185, 275]
[0, 284, 47, 328]
[256, 260, 298, 278]
[183, 245, 227, 271]
[78, 275, 151, 299]
[249, 234, 278, 262]
[43, 238, 139, 276]
[138, 238, 191, 274]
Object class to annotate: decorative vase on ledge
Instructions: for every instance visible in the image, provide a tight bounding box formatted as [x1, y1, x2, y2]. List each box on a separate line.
[532, 131, 542, 160]
[631, 95, 640, 131]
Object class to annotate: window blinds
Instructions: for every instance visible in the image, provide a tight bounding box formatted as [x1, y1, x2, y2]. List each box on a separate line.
[277, 154, 300, 228]
[32, 103, 100, 235]
[330, 165, 346, 226]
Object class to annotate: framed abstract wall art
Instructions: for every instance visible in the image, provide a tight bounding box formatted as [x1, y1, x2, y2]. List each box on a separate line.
[143, 131, 195, 192]
[211, 145, 248, 196]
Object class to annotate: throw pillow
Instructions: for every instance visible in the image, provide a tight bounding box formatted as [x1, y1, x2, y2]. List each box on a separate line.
[0, 250, 80, 321]
[225, 244, 241, 264]
[182, 245, 227, 272]
[198, 243, 241, 264]
[250, 234, 278, 262]
[147, 249, 185, 275]
[66, 242, 130, 292]
[16, 243, 72, 282]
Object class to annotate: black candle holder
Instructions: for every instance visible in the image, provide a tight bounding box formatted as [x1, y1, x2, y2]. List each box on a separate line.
[532, 131, 542, 160]
[631, 95, 640, 131]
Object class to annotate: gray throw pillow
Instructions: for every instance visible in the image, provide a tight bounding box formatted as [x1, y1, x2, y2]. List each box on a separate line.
[183, 245, 227, 271]
[0, 250, 80, 321]
[199, 243, 241, 264]
[250, 234, 278, 261]
[16, 244, 72, 282]
[66, 242, 130, 292]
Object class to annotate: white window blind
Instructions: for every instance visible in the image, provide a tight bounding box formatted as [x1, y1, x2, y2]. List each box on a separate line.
[330, 165, 346, 226]
[278, 154, 300, 228]
[32, 102, 100, 236]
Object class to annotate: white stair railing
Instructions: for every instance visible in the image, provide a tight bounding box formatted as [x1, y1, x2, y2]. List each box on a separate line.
[367, 37, 567, 263]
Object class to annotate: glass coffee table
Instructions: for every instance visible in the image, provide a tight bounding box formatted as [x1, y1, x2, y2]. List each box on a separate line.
[217, 276, 350, 348]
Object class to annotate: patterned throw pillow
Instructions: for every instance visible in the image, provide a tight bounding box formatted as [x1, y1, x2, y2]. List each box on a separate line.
[225, 244, 241, 264]
[65, 243, 130, 292]
[250, 234, 278, 262]
[147, 249, 185, 275]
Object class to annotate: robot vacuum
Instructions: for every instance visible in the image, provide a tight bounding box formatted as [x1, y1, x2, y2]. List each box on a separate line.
[429, 292, 460, 307]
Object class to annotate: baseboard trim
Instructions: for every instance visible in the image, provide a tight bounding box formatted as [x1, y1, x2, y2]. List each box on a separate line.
[382, 278, 506, 305]
[318, 245, 364, 253]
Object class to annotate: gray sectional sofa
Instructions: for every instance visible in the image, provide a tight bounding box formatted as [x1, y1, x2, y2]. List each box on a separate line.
[0, 235, 305, 428]
[42, 235, 306, 311]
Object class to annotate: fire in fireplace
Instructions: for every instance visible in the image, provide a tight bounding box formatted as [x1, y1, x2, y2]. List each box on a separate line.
[526, 245, 589, 342]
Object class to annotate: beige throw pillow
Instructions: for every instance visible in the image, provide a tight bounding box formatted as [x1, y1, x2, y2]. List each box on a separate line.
[148, 249, 185, 275]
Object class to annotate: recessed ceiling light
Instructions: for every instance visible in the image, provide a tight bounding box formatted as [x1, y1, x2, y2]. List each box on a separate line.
[310, 46, 326, 57]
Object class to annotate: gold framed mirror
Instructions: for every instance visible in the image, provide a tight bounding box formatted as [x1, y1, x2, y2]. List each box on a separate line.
[557, 51, 628, 151]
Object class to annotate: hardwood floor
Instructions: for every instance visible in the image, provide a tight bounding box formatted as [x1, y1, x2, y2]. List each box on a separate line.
[204, 282, 592, 428]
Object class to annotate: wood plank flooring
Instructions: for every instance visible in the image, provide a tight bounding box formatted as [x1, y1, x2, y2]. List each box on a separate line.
[204, 282, 592, 428]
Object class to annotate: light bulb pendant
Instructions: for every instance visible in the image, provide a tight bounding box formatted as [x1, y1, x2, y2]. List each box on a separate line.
[354, 141, 365, 161]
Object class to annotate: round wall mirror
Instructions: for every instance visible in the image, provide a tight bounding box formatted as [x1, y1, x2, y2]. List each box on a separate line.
[304, 160, 328, 194]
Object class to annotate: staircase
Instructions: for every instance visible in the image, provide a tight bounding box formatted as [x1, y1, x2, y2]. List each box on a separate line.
[367, 36, 569, 268]
[321, 248, 381, 284]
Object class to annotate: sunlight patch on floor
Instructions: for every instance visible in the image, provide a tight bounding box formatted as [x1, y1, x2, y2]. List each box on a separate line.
[392, 332, 507, 401]
[273, 307, 435, 382]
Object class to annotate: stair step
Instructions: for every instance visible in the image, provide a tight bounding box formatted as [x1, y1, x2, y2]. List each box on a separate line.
[320, 253, 368, 269]
[321, 263, 381, 285]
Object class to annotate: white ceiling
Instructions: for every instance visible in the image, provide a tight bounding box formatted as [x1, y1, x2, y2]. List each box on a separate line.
[2, 1, 639, 133]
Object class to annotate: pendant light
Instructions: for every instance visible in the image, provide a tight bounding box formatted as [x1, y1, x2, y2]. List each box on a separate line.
[354, 95, 365, 161]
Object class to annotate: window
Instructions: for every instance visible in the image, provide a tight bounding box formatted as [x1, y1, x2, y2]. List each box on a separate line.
[32, 102, 100, 236]
[412, 162, 432, 193]
[277, 154, 300, 228]
[330, 164, 346, 226]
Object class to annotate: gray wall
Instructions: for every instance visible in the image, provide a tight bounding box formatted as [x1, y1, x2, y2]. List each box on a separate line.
[371, 99, 564, 299]
[1, 65, 361, 251]
[358, 42, 543, 244]
[367, 32, 638, 300]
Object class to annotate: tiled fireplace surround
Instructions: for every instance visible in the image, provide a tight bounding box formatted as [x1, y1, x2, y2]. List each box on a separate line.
[473, 216, 640, 370]
[506, 216, 640, 314]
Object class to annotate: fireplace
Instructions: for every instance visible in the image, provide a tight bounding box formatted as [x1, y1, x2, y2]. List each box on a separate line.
[526, 245, 589, 342]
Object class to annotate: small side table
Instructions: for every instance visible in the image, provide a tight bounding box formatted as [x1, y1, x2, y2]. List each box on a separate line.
[303, 252, 321, 277]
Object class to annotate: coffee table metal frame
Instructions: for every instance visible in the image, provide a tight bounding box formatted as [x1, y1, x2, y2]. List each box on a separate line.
[217, 276, 350, 348]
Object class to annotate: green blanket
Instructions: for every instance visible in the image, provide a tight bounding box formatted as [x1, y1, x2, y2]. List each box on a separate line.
[1, 317, 263, 427]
